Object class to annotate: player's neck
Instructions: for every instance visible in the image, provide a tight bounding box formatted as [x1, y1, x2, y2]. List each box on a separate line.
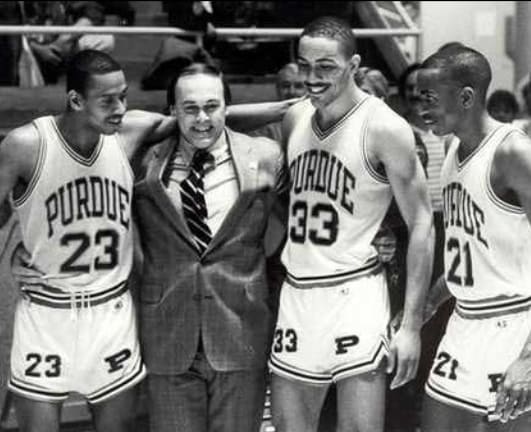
[456, 111, 498, 158]
[56, 113, 101, 158]
[315, 85, 365, 130]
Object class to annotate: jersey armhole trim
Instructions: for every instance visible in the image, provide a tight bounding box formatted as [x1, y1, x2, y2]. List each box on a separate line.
[485, 129, 525, 214]
[361, 113, 389, 184]
[12, 121, 47, 208]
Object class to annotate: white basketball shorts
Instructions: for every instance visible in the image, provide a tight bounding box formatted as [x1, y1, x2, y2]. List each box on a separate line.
[425, 308, 531, 420]
[9, 290, 146, 404]
[269, 271, 390, 385]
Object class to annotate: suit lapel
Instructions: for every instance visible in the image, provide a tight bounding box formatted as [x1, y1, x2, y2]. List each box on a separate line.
[206, 129, 258, 253]
[147, 138, 198, 252]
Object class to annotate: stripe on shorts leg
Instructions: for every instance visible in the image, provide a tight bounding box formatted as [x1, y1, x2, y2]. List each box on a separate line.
[87, 359, 146, 404]
[331, 339, 389, 381]
[425, 379, 489, 416]
[8, 376, 69, 402]
[268, 355, 332, 385]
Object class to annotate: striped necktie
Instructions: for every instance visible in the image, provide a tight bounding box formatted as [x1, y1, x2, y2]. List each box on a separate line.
[180, 149, 213, 254]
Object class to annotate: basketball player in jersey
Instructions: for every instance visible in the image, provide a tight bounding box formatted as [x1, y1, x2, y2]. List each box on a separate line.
[0, 50, 179, 432]
[417, 45, 531, 431]
[268, 17, 434, 432]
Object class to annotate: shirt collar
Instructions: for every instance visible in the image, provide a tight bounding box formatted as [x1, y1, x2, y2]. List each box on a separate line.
[178, 129, 229, 170]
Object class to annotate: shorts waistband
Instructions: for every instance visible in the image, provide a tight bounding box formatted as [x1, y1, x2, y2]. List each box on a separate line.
[286, 257, 382, 289]
[21, 281, 128, 308]
[455, 295, 531, 319]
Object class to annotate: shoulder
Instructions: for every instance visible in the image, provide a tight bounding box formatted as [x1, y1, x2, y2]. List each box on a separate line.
[1, 122, 40, 160]
[0, 121, 41, 182]
[365, 100, 415, 162]
[283, 98, 313, 139]
[366, 100, 413, 141]
[228, 128, 283, 159]
[495, 127, 531, 166]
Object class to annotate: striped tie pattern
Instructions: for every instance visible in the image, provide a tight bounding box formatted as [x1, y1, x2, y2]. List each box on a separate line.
[180, 149, 213, 254]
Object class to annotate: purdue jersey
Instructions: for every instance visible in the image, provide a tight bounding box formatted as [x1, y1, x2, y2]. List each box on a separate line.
[14, 116, 133, 301]
[282, 97, 393, 288]
[442, 125, 531, 317]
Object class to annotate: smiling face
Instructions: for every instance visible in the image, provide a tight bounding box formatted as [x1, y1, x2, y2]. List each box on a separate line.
[76, 70, 128, 135]
[297, 35, 356, 109]
[416, 68, 463, 136]
[173, 73, 226, 150]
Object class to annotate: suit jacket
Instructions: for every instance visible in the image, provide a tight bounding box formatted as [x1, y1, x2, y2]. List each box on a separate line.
[134, 128, 287, 374]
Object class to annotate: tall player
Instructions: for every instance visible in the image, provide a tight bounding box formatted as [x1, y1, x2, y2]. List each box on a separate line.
[0, 50, 178, 432]
[418, 46, 531, 431]
[268, 16, 434, 432]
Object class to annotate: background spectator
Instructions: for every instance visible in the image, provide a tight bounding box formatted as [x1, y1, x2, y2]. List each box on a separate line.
[27, 1, 115, 84]
[487, 89, 519, 123]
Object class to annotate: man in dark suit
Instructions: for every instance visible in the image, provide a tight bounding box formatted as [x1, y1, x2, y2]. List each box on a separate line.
[134, 62, 288, 432]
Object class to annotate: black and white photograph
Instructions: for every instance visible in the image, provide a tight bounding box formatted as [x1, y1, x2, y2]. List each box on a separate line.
[0, 2, 531, 431]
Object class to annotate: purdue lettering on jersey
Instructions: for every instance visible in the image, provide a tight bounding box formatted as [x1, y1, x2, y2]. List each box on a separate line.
[282, 98, 392, 288]
[441, 126, 531, 317]
[45, 176, 130, 238]
[14, 116, 134, 302]
[290, 150, 356, 215]
[442, 182, 488, 249]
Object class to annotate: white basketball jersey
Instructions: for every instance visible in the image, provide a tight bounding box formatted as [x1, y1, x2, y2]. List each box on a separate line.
[282, 97, 393, 288]
[442, 125, 531, 317]
[14, 116, 133, 294]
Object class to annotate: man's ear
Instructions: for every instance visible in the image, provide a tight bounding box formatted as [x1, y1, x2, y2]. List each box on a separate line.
[67, 90, 84, 111]
[169, 105, 177, 116]
[350, 54, 361, 75]
[460, 86, 475, 109]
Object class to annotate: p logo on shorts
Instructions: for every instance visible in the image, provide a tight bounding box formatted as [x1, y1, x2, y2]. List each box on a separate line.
[335, 335, 359, 355]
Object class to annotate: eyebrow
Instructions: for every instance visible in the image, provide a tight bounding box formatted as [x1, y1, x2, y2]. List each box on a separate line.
[297, 56, 337, 63]
[100, 86, 128, 97]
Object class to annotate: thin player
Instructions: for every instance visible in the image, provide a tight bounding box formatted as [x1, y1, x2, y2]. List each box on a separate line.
[0, 50, 177, 432]
[418, 45, 531, 432]
[269, 16, 434, 432]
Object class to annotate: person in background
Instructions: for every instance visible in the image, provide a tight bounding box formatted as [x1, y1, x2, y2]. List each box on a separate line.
[487, 89, 519, 124]
[249, 62, 306, 143]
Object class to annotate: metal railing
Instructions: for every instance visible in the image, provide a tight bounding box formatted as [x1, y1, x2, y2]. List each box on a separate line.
[0, 25, 421, 52]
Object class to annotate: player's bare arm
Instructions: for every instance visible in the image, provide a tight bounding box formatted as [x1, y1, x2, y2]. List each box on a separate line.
[0, 125, 41, 211]
[227, 97, 304, 132]
[492, 132, 531, 422]
[119, 110, 178, 160]
[423, 275, 451, 324]
[367, 107, 434, 390]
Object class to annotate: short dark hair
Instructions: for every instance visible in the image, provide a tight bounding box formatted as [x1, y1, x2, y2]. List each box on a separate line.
[66, 49, 122, 95]
[421, 45, 492, 103]
[398, 63, 421, 99]
[487, 89, 519, 115]
[166, 62, 232, 109]
[301, 16, 356, 57]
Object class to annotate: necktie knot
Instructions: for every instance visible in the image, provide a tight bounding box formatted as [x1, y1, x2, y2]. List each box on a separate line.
[191, 150, 213, 174]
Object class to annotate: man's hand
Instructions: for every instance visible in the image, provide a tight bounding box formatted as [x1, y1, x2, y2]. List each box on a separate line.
[387, 326, 421, 390]
[494, 356, 531, 422]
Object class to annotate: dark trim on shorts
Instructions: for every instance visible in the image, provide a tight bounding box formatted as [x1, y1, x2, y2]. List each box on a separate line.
[268, 355, 332, 384]
[332, 339, 388, 381]
[286, 257, 382, 289]
[455, 295, 531, 319]
[87, 360, 146, 404]
[9, 376, 69, 402]
[22, 280, 128, 308]
[425, 379, 489, 416]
